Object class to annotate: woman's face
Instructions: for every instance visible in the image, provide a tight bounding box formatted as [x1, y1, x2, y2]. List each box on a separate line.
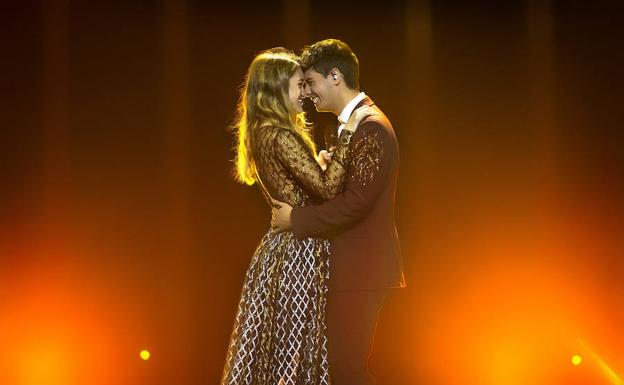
[288, 68, 306, 114]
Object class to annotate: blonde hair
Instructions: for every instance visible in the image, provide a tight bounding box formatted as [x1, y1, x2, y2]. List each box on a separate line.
[232, 48, 316, 185]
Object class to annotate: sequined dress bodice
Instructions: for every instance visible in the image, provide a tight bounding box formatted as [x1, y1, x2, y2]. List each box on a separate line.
[251, 125, 348, 207]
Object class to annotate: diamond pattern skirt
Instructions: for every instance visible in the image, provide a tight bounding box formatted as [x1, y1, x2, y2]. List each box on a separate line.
[221, 229, 331, 385]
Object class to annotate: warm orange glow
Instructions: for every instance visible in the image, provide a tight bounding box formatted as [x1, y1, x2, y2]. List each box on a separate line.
[409, 211, 623, 385]
[0, 250, 147, 385]
[15, 340, 72, 385]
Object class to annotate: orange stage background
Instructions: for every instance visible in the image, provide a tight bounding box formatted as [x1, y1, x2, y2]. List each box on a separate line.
[1, 1, 622, 384]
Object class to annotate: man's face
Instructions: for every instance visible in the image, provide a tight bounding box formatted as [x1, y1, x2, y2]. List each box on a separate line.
[302, 68, 335, 113]
[288, 68, 306, 114]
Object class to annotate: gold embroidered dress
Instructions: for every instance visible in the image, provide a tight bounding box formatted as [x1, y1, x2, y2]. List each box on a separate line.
[221, 125, 349, 385]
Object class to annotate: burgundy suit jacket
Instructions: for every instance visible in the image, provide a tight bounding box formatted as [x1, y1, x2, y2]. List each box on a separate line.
[291, 97, 406, 291]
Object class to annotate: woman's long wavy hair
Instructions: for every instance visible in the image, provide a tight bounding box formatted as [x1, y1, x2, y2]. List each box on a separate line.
[232, 48, 316, 185]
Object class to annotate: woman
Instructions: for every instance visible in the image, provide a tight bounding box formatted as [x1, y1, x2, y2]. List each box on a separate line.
[221, 48, 373, 385]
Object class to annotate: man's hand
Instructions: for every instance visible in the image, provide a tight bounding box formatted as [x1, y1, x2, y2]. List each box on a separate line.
[270, 199, 293, 232]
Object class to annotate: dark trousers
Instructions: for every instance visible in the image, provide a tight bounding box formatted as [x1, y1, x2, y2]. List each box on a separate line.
[326, 289, 388, 385]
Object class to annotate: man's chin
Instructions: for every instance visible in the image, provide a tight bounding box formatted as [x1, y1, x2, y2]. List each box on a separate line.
[313, 102, 328, 112]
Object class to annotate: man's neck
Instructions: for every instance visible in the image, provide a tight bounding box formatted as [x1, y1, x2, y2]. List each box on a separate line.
[333, 89, 361, 116]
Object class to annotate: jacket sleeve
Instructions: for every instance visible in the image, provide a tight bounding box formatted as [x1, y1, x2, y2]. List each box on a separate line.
[290, 121, 397, 239]
[274, 129, 348, 200]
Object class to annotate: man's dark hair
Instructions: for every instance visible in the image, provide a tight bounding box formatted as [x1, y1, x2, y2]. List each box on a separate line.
[300, 39, 359, 90]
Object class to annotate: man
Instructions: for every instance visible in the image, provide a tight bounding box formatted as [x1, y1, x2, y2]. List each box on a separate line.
[271, 39, 405, 385]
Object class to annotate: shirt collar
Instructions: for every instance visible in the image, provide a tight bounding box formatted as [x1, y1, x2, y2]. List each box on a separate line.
[337, 92, 366, 125]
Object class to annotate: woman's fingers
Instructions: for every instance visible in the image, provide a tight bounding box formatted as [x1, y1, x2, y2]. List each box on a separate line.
[316, 150, 330, 170]
[319, 150, 332, 162]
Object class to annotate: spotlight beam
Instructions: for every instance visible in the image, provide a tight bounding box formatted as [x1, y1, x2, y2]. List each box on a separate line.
[578, 339, 623, 385]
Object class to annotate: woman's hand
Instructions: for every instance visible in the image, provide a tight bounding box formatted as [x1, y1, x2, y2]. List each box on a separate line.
[315, 149, 332, 170]
[343, 105, 377, 133]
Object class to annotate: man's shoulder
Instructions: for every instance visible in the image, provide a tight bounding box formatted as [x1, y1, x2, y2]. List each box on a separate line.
[354, 112, 395, 141]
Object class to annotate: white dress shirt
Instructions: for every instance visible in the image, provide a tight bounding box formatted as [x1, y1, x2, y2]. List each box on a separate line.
[337, 92, 367, 136]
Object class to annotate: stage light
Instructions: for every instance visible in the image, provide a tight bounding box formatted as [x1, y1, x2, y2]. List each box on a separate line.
[140, 350, 151, 360]
[572, 355, 582, 366]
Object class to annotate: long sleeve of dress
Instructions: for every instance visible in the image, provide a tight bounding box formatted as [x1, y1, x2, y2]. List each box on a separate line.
[274, 129, 348, 200]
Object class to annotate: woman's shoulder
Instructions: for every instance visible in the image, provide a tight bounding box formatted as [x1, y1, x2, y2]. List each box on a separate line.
[256, 123, 291, 134]
[253, 125, 295, 149]
[256, 124, 296, 139]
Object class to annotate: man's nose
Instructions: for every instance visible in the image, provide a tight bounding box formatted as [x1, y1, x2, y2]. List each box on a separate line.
[301, 83, 311, 96]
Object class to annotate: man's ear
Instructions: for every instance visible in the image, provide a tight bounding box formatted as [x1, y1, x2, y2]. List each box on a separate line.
[330, 68, 341, 82]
